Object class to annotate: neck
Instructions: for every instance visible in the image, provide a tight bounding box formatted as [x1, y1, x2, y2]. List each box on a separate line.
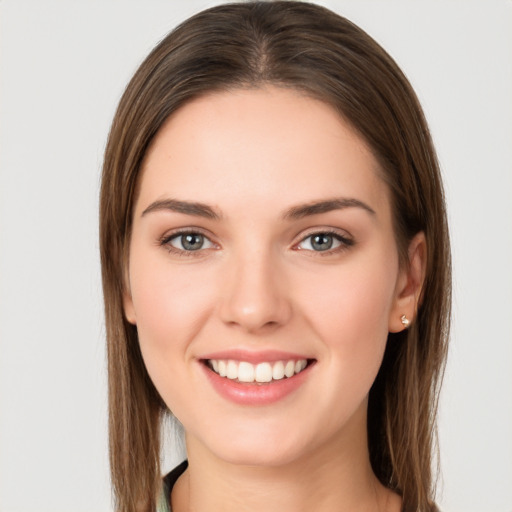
[171, 408, 400, 512]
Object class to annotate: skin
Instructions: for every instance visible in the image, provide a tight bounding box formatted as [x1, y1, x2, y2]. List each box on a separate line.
[124, 87, 426, 512]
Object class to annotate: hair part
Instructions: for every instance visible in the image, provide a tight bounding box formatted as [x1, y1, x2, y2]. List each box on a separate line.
[100, 3, 451, 511]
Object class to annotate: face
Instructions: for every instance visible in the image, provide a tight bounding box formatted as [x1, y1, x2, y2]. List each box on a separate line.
[124, 87, 413, 467]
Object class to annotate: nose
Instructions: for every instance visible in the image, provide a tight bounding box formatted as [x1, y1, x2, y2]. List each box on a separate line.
[219, 250, 292, 333]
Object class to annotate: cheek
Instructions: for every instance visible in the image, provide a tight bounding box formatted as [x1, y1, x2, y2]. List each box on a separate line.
[297, 250, 398, 366]
[128, 256, 222, 418]
[128, 250, 216, 374]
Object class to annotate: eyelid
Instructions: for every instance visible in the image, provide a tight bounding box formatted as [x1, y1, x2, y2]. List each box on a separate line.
[292, 227, 354, 253]
[158, 227, 219, 255]
[157, 226, 354, 256]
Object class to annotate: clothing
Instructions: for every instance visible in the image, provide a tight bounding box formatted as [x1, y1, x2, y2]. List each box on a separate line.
[157, 460, 188, 512]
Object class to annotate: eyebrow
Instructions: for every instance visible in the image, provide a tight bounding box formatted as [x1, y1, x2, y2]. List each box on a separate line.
[141, 199, 221, 220]
[283, 198, 376, 220]
[141, 197, 375, 221]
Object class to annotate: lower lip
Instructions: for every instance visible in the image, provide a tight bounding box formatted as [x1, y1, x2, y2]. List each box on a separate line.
[201, 362, 314, 406]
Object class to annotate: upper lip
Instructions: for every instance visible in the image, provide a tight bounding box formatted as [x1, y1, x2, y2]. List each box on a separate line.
[199, 349, 314, 364]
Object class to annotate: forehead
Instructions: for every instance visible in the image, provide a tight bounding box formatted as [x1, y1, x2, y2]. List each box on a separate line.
[137, 86, 390, 219]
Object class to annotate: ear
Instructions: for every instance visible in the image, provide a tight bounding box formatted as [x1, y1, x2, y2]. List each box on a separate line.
[123, 289, 137, 325]
[122, 266, 137, 325]
[388, 232, 427, 333]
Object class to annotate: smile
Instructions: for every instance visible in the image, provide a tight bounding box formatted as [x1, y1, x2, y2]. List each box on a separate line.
[207, 359, 308, 383]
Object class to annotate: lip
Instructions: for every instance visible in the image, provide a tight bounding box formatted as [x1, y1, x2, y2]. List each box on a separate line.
[199, 352, 315, 406]
[200, 349, 312, 364]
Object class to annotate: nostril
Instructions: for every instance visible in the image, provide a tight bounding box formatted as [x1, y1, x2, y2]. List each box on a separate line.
[218, 267, 292, 331]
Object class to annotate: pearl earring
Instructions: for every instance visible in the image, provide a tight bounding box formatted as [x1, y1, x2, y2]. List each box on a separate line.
[401, 314, 410, 327]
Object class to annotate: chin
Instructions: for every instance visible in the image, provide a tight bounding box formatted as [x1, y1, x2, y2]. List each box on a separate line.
[190, 418, 320, 468]
[213, 440, 306, 468]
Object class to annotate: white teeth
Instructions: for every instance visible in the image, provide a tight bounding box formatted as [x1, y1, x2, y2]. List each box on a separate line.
[284, 360, 295, 378]
[208, 358, 309, 383]
[272, 361, 285, 380]
[226, 360, 238, 379]
[238, 361, 255, 383]
[295, 359, 307, 373]
[255, 362, 272, 383]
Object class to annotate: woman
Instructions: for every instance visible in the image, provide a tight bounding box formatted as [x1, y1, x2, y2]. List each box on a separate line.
[99, 2, 451, 511]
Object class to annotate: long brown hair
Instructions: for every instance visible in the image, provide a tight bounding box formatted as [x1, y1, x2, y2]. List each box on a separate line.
[100, 2, 451, 511]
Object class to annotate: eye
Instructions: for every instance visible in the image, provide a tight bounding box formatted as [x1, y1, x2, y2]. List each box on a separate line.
[164, 232, 216, 252]
[296, 231, 352, 252]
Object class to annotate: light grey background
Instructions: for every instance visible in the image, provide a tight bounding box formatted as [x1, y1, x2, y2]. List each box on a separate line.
[1, 1, 511, 511]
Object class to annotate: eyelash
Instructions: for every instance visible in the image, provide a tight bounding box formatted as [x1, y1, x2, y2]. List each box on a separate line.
[159, 228, 354, 256]
[293, 229, 354, 255]
[159, 229, 217, 257]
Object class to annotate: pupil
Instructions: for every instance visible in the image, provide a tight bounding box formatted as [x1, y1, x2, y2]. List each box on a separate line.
[312, 234, 333, 251]
[182, 234, 203, 250]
